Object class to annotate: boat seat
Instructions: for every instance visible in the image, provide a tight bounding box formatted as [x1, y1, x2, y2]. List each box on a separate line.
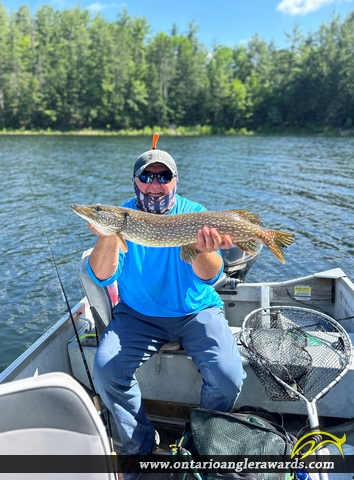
[0, 372, 116, 479]
[77, 249, 119, 335]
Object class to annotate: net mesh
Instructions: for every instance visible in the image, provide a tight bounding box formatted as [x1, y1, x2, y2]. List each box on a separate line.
[241, 307, 352, 402]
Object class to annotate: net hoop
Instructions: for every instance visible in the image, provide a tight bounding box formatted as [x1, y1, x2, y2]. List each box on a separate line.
[241, 306, 353, 403]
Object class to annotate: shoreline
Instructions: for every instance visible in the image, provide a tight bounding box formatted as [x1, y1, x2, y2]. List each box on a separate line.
[0, 127, 354, 137]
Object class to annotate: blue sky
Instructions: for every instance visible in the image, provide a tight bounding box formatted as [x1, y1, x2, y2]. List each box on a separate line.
[2, 0, 354, 49]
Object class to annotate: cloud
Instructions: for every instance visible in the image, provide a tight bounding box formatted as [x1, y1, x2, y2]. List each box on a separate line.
[276, 0, 336, 15]
[87, 2, 105, 12]
[87, 1, 122, 12]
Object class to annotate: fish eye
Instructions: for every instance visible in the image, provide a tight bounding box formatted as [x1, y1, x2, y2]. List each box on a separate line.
[94, 205, 102, 212]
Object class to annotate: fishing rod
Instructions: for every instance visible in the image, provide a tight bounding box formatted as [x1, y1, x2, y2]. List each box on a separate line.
[32, 192, 118, 477]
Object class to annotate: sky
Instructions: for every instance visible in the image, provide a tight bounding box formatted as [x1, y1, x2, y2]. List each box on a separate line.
[2, 0, 354, 49]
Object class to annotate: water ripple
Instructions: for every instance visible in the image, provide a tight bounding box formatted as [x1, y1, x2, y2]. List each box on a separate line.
[1, 135, 353, 371]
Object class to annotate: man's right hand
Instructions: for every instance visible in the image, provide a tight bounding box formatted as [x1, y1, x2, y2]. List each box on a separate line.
[88, 222, 116, 237]
[88, 222, 101, 236]
[88, 223, 121, 280]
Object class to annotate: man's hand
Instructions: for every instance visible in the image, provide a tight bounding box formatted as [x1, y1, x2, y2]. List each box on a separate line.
[88, 222, 115, 237]
[88, 222, 121, 280]
[88, 222, 100, 236]
[194, 227, 232, 253]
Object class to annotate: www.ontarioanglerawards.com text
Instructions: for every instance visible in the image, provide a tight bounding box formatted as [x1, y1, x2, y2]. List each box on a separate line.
[138, 458, 335, 473]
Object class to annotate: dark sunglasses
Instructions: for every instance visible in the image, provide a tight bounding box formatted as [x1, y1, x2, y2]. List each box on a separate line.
[136, 171, 175, 184]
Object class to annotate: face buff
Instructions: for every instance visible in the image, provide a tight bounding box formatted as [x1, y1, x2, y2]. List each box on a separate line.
[133, 181, 177, 215]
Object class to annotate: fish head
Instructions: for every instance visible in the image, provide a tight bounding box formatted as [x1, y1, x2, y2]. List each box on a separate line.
[71, 204, 128, 236]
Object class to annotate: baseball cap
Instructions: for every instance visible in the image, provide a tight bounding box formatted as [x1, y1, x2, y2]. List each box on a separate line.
[133, 149, 178, 177]
[133, 133, 177, 177]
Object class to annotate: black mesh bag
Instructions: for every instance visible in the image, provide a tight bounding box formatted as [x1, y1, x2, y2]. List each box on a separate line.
[172, 407, 296, 480]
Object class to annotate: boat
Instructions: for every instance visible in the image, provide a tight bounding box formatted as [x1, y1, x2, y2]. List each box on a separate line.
[1, 244, 354, 478]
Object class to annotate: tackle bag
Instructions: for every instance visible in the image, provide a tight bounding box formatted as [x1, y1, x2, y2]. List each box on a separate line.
[171, 406, 297, 480]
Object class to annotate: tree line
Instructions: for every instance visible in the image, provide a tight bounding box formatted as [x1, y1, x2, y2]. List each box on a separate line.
[0, 3, 354, 133]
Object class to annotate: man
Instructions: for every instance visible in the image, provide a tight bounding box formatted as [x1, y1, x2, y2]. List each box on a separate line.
[87, 139, 245, 479]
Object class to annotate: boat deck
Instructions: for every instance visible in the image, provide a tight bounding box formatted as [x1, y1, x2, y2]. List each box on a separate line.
[109, 407, 354, 479]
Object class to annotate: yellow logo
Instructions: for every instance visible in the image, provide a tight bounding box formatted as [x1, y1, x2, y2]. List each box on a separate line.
[291, 431, 346, 460]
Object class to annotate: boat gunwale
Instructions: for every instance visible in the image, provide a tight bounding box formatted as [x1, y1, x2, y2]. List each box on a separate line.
[0, 300, 88, 384]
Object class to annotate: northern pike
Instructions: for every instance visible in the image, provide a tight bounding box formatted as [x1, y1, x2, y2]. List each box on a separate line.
[71, 204, 295, 264]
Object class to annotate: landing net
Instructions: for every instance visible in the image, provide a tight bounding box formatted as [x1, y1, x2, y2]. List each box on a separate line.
[241, 306, 352, 403]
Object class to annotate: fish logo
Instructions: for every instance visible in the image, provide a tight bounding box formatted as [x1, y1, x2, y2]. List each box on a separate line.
[291, 431, 346, 460]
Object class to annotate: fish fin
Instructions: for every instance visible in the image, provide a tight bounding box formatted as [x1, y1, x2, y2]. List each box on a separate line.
[266, 230, 295, 264]
[180, 244, 198, 264]
[234, 240, 261, 255]
[227, 209, 263, 225]
[116, 233, 128, 253]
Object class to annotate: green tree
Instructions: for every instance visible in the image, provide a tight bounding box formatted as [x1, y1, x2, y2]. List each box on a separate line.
[34, 4, 66, 127]
[336, 12, 354, 126]
[168, 24, 209, 126]
[206, 45, 248, 128]
[4, 5, 40, 128]
[56, 7, 92, 128]
[0, 4, 9, 127]
[119, 14, 149, 128]
[145, 32, 177, 127]
[0, 2, 353, 131]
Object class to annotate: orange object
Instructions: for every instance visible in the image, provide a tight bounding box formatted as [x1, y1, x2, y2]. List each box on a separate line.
[152, 133, 159, 150]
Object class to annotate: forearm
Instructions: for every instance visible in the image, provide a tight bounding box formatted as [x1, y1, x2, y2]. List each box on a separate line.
[89, 235, 120, 281]
[191, 251, 223, 281]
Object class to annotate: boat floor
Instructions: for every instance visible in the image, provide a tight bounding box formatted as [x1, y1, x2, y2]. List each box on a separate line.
[108, 410, 354, 479]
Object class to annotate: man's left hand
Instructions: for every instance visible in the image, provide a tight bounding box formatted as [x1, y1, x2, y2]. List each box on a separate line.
[194, 227, 232, 253]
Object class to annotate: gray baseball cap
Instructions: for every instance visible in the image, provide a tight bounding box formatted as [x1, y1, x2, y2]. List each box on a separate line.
[133, 149, 178, 177]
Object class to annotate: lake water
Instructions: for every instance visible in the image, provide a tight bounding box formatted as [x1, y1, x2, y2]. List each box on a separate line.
[0, 134, 353, 372]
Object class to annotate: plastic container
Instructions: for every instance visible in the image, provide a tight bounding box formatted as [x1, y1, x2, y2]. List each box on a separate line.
[297, 469, 311, 480]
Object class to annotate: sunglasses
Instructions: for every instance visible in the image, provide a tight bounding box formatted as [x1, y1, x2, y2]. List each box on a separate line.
[136, 171, 175, 184]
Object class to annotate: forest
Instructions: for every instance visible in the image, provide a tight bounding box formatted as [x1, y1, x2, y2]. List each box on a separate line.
[0, 3, 354, 133]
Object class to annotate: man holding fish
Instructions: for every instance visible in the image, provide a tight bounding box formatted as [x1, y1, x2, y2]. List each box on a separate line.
[80, 135, 293, 479]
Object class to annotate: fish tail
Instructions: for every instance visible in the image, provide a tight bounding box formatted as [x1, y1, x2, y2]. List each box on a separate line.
[266, 230, 295, 264]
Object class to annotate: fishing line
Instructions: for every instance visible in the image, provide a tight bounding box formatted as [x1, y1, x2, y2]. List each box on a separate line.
[29, 185, 118, 476]
[34, 201, 95, 390]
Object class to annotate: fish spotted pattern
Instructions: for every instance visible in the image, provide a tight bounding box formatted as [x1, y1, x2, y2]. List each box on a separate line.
[71, 204, 295, 264]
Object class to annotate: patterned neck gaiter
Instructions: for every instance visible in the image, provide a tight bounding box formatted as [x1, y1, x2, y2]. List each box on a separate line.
[133, 181, 177, 215]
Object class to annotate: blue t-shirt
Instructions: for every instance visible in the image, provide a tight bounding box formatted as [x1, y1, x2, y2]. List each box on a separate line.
[87, 194, 224, 317]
